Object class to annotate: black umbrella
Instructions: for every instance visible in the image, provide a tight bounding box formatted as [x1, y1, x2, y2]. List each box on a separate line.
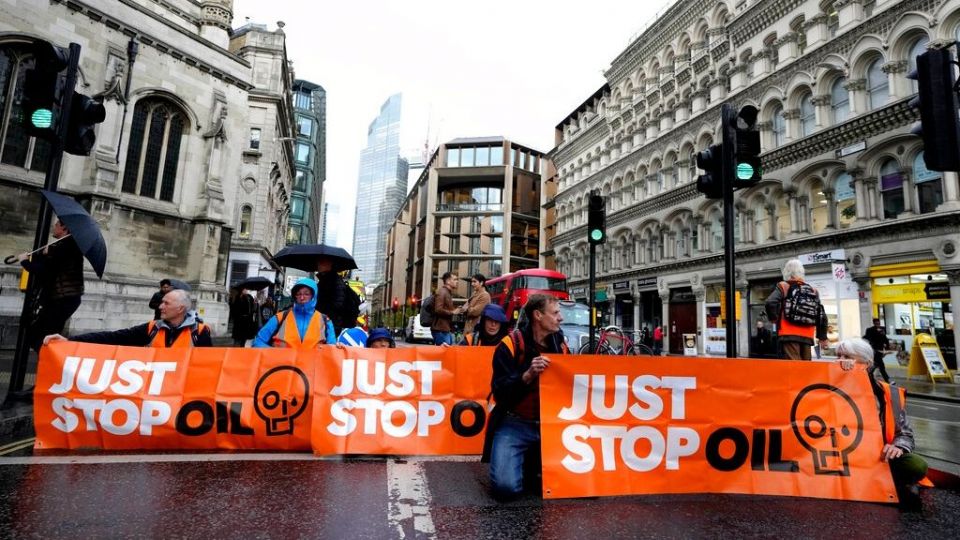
[272, 244, 357, 273]
[232, 275, 272, 291]
[168, 278, 191, 292]
[42, 190, 107, 278]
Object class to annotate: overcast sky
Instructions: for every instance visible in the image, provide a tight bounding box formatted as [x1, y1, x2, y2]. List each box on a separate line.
[232, 0, 675, 250]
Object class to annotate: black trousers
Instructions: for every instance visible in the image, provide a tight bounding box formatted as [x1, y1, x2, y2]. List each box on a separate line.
[873, 350, 891, 382]
[28, 295, 82, 352]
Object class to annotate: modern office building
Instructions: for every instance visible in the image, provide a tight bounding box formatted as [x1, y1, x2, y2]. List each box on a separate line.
[381, 137, 548, 322]
[550, 0, 960, 364]
[352, 93, 408, 286]
[322, 201, 340, 246]
[290, 79, 326, 246]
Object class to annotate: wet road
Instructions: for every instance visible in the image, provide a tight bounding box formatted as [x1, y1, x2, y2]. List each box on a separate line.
[906, 397, 960, 469]
[0, 452, 957, 539]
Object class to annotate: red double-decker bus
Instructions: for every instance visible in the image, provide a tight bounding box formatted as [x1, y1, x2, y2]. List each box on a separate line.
[485, 269, 569, 322]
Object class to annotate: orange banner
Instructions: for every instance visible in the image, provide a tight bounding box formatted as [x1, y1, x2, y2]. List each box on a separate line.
[311, 346, 492, 455]
[34, 342, 494, 454]
[539, 355, 898, 503]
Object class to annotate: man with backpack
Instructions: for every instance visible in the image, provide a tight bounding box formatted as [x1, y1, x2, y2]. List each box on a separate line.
[765, 259, 828, 360]
[482, 293, 569, 500]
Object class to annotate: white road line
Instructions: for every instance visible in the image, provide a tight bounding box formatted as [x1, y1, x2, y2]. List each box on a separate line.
[387, 459, 437, 540]
[0, 453, 480, 466]
[911, 404, 940, 411]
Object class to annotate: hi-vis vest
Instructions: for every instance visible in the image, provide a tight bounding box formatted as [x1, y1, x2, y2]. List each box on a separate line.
[146, 320, 207, 348]
[879, 381, 906, 445]
[777, 281, 817, 339]
[271, 310, 328, 350]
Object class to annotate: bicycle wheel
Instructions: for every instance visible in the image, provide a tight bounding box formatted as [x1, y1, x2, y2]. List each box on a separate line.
[627, 343, 655, 356]
[577, 342, 614, 355]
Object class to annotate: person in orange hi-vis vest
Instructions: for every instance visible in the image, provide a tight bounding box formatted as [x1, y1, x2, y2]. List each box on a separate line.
[44, 288, 211, 348]
[253, 278, 334, 349]
[837, 337, 928, 511]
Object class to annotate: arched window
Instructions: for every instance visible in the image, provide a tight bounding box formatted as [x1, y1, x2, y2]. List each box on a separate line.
[866, 58, 889, 110]
[799, 93, 815, 136]
[771, 105, 786, 147]
[809, 178, 828, 233]
[0, 44, 54, 172]
[122, 98, 188, 201]
[239, 205, 253, 239]
[831, 79, 849, 123]
[879, 159, 903, 219]
[835, 173, 855, 228]
[914, 151, 943, 214]
[907, 37, 929, 93]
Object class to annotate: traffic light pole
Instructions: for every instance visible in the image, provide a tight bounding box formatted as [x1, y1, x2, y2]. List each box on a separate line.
[721, 104, 738, 359]
[6, 43, 81, 403]
[589, 243, 596, 349]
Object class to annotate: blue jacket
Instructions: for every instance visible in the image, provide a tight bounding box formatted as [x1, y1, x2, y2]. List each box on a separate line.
[253, 278, 334, 347]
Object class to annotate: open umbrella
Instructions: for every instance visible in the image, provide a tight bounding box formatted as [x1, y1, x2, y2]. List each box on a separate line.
[272, 244, 357, 273]
[42, 190, 107, 278]
[168, 278, 191, 292]
[232, 275, 272, 291]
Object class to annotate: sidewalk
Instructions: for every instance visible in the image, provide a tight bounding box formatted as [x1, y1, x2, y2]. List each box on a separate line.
[887, 364, 960, 403]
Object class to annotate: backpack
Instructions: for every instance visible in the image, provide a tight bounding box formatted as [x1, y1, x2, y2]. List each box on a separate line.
[419, 295, 435, 327]
[779, 281, 820, 326]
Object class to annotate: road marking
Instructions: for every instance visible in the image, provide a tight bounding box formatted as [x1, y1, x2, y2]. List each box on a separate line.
[911, 404, 940, 411]
[0, 438, 35, 456]
[0, 453, 479, 466]
[387, 458, 437, 539]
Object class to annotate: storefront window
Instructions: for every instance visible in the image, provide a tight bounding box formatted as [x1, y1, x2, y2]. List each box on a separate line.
[872, 270, 951, 364]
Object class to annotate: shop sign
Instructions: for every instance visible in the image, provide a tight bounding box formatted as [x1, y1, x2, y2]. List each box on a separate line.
[873, 282, 950, 303]
[636, 277, 658, 289]
[613, 281, 631, 292]
[836, 140, 866, 158]
[596, 290, 608, 302]
[704, 328, 726, 355]
[670, 288, 696, 303]
[571, 287, 586, 297]
[799, 249, 845, 265]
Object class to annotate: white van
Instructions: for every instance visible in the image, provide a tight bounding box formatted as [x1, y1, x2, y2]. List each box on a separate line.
[406, 314, 433, 343]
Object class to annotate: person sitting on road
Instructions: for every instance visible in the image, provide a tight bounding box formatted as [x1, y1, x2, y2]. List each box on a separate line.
[44, 289, 212, 348]
[366, 327, 396, 349]
[457, 304, 510, 346]
[836, 337, 928, 510]
[482, 293, 569, 501]
[253, 278, 334, 349]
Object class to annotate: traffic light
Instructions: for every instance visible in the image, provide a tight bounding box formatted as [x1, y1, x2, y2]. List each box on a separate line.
[392, 297, 399, 312]
[696, 144, 724, 199]
[732, 105, 761, 187]
[21, 41, 69, 140]
[908, 46, 960, 171]
[64, 93, 106, 156]
[587, 193, 606, 245]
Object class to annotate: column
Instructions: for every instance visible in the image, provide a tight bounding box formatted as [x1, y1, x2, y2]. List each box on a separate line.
[766, 204, 777, 240]
[811, 94, 831, 128]
[844, 79, 866, 116]
[853, 174, 867, 221]
[938, 171, 960, 210]
[788, 193, 800, 234]
[782, 109, 801, 143]
[948, 270, 960, 371]
[660, 291, 671, 354]
[900, 168, 915, 216]
[737, 286, 750, 357]
[633, 289, 641, 337]
[797, 196, 810, 233]
[864, 179, 879, 221]
[823, 189, 838, 229]
[882, 60, 909, 101]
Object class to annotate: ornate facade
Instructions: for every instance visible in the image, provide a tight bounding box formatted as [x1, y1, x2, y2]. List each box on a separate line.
[550, 0, 960, 361]
[0, 0, 251, 341]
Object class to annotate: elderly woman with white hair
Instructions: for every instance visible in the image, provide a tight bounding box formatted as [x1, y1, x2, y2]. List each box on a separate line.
[837, 337, 927, 509]
[765, 259, 828, 360]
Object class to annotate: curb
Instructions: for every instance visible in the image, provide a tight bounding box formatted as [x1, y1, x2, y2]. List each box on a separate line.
[927, 467, 960, 490]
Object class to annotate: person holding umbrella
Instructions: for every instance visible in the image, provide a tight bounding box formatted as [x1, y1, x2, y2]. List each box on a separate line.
[253, 278, 335, 349]
[271, 244, 360, 336]
[12, 219, 84, 352]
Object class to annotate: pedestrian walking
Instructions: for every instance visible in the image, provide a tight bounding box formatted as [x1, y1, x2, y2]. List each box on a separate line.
[14, 219, 84, 352]
[765, 259, 828, 360]
[653, 325, 664, 355]
[430, 272, 459, 346]
[45, 289, 211, 348]
[482, 294, 568, 501]
[458, 274, 491, 334]
[230, 288, 259, 346]
[751, 320, 772, 358]
[863, 317, 892, 382]
[837, 338, 927, 510]
[254, 278, 334, 349]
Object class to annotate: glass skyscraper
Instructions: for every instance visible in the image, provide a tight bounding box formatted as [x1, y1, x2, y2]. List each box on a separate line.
[352, 93, 408, 285]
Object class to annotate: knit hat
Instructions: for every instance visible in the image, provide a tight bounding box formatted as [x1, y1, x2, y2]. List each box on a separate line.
[367, 327, 396, 348]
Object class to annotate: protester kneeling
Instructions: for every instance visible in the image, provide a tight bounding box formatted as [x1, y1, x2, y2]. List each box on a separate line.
[836, 337, 928, 510]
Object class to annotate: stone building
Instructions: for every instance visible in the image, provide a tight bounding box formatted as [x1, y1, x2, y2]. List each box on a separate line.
[0, 0, 252, 342]
[550, 0, 960, 364]
[226, 22, 296, 291]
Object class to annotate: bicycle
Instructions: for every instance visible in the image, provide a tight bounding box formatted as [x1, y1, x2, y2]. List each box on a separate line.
[577, 326, 655, 356]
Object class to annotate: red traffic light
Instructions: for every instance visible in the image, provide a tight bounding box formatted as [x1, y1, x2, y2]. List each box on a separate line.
[391, 297, 399, 312]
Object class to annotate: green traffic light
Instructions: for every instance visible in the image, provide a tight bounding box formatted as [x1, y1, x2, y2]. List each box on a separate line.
[31, 108, 54, 129]
[590, 229, 604, 241]
[736, 162, 754, 180]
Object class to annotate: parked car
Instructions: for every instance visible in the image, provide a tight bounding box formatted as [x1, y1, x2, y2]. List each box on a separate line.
[406, 314, 433, 343]
[515, 300, 591, 351]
